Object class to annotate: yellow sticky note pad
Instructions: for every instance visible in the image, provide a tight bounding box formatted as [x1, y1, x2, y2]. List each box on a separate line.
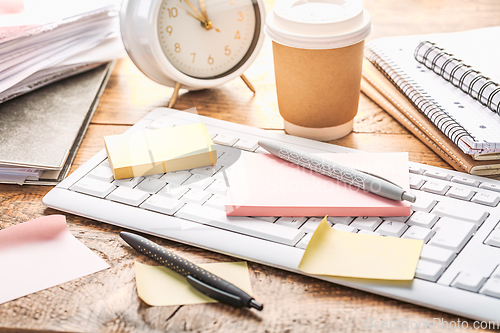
[104, 123, 216, 179]
[134, 261, 253, 306]
[299, 217, 423, 280]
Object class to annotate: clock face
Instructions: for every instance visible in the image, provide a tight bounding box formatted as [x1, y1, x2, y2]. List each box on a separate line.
[157, 0, 259, 79]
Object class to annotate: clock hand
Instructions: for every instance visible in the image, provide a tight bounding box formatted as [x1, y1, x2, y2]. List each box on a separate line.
[178, 5, 205, 22]
[183, 0, 205, 23]
[199, 0, 209, 20]
[179, 0, 221, 32]
[197, 0, 220, 32]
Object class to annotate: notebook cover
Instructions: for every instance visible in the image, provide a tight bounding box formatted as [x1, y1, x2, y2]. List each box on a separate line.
[0, 61, 114, 184]
[225, 151, 411, 217]
[361, 60, 500, 176]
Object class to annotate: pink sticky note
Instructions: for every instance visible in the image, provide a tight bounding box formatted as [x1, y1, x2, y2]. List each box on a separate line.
[0, 215, 109, 305]
[0, 0, 25, 15]
[225, 152, 411, 217]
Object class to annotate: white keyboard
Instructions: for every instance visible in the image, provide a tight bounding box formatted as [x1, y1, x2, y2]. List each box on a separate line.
[43, 108, 500, 322]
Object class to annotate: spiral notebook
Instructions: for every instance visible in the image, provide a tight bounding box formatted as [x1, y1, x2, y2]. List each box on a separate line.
[366, 26, 500, 158]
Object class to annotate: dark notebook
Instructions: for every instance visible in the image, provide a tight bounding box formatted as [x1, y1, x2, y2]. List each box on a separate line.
[0, 61, 114, 185]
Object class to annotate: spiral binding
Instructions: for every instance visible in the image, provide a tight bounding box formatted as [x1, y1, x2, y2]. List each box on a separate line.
[366, 46, 472, 147]
[414, 41, 500, 114]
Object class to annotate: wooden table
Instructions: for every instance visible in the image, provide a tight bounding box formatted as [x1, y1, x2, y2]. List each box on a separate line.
[1, 1, 500, 332]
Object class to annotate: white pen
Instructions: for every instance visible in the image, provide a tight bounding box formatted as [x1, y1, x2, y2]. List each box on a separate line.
[258, 140, 416, 203]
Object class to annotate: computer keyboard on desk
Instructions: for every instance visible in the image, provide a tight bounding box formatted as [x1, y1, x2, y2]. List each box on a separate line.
[43, 107, 500, 322]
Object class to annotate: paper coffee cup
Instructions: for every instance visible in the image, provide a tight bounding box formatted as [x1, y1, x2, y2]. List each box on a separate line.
[265, 0, 372, 141]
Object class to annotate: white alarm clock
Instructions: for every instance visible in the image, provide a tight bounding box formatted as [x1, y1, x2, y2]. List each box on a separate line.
[120, 0, 266, 105]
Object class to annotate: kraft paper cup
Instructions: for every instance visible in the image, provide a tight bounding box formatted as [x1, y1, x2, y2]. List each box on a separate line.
[265, 0, 372, 141]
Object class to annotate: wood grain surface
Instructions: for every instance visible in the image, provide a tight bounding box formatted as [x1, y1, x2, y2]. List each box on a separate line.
[1, 0, 500, 332]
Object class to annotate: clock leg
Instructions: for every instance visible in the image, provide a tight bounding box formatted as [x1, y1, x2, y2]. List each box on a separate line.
[168, 82, 182, 109]
[240, 75, 256, 94]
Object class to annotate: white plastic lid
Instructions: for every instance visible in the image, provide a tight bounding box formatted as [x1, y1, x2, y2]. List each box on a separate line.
[265, 0, 372, 49]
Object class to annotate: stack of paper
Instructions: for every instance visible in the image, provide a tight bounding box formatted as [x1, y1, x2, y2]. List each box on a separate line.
[0, 0, 125, 184]
[0, 0, 123, 103]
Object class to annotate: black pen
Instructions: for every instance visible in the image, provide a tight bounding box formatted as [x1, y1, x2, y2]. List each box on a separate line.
[119, 231, 263, 311]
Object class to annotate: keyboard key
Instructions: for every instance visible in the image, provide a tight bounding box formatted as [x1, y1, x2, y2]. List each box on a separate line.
[204, 194, 226, 210]
[409, 175, 425, 190]
[407, 211, 438, 228]
[429, 218, 475, 252]
[190, 165, 222, 177]
[296, 233, 313, 249]
[275, 217, 307, 229]
[423, 170, 452, 181]
[472, 192, 500, 207]
[452, 272, 486, 292]
[300, 218, 323, 233]
[88, 165, 114, 183]
[452, 176, 479, 187]
[491, 265, 500, 279]
[252, 216, 278, 223]
[140, 194, 184, 215]
[144, 173, 162, 179]
[411, 195, 437, 212]
[381, 216, 409, 223]
[415, 260, 445, 282]
[136, 177, 166, 193]
[351, 217, 382, 231]
[181, 189, 211, 205]
[175, 204, 305, 246]
[357, 230, 381, 236]
[183, 174, 214, 190]
[376, 220, 408, 237]
[70, 177, 116, 198]
[402, 226, 434, 242]
[485, 230, 500, 248]
[106, 186, 149, 206]
[446, 186, 474, 200]
[157, 184, 189, 200]
[409, 165, 425, 174]
[419, 245, 456, 266]
[479, 182, 500, 193]
[234, 139, 259, 151]
[332, 224, 357, 233]
[112, 177, 144, 188]
[160, 171, 191, 184]
[421, 180, 450, 195]
[328, 216, 354, 225]
[480, 278, 500, 298]
[206, 178, 228, 195]
[431, 201, 488, 226]
[213, 134, 237, 146]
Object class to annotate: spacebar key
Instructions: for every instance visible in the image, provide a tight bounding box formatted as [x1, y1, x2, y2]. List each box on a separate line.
[175, 204, 304, 246]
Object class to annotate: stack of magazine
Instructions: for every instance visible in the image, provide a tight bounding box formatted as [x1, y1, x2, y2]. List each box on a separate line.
[0, 0, 124, 184]
[362, 26, 500, 175]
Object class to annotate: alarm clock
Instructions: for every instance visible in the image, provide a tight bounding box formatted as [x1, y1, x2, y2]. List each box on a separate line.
[120, 0, 266, 106]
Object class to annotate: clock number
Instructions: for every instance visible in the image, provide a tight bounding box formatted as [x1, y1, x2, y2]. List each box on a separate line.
[190, 53, 196, 63]
[234, 31, 240, 39]
[175, 43, 181, 53]
[166, 26, 173, 35]
[237, 11, 243, 21]
[224, 45, 231, 56]
[208, 55, 214, 65]
[167, 7, 178, 18]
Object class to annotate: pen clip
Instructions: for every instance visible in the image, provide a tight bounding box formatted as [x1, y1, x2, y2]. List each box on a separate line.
[356, 169, 403, 189]
[186, 275, 243, 308]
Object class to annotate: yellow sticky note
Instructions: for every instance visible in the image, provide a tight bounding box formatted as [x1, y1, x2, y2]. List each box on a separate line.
[134, 261, 253, 306]
[298, 217, 423, 280]
[104, 123, 216, 179]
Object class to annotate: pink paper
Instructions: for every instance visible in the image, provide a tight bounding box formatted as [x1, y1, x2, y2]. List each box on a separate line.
[0, 215, 109, 304]
[226, 152, 411, 217]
